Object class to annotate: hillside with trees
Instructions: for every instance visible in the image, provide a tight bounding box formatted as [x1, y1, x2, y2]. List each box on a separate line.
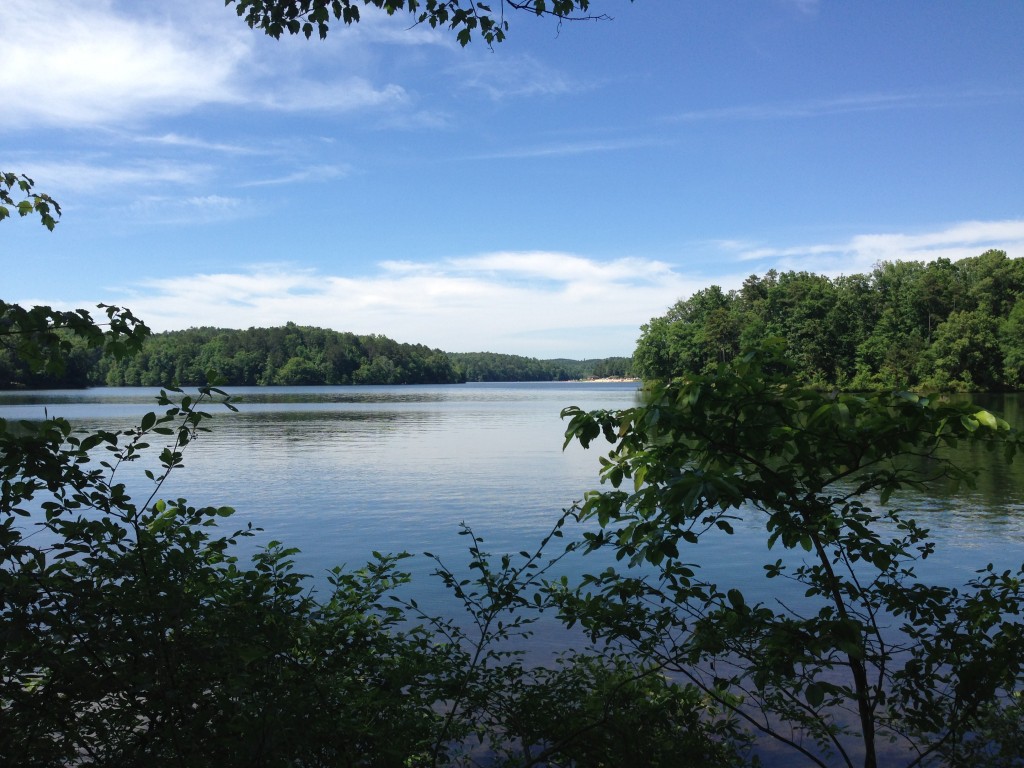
[0, 321, 634, 389]
[635, 250, 1024, 391]
[94, 324, 462, 387]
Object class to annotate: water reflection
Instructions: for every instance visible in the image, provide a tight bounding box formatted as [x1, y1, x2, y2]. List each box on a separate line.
[2, 384, 1021, 592]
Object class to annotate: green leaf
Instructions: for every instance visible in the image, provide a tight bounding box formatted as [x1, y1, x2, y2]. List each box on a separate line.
[974, 410, 998, 429]
[805, 681, 825, 707]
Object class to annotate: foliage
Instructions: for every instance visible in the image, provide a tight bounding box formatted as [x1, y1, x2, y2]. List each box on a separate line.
[635, 252, 1024, 392]
[1002, 299, 1024, 389]
[227, 0, 625, 46]
[559, 341, 1024, 767]
[406, 521, 742, 767]
[0, 302, 151, 389]
[0, 172, 61, 231]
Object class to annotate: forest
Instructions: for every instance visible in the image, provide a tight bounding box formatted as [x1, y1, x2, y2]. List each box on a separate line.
[636, 250, 1024, 392]
[0, 322, 635, 389]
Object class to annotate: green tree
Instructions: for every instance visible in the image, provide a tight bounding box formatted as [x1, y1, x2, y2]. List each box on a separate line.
[634, 286, 741, 380]
[762, 271, 839, 385]
[1001, 298, 1024, 389]
[854, 311, 926, 390]
[923, 309, 1003, 392]
[0, 357, 731, 765]
[274, 354, 325, 384]
[560, 343, 1024, 767]
[639, 256, 1024, 393]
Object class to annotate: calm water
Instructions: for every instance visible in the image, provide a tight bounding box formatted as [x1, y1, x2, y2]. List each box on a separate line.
[2, 383, 644, 610]
[3, 383, 1023, 599]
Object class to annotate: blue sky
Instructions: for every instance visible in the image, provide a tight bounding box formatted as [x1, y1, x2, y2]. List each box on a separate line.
[3, 1, 1023, 358]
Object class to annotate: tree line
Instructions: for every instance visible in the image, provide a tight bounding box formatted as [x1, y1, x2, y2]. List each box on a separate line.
[636, 249, 1024, 391]
[0, 321, 635, 389]
[450, 352, 634, 382]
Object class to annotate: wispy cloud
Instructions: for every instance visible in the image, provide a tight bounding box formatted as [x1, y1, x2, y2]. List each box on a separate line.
[454, 53, 577, 100]
[668, 90, 1021, 124]
[136, 133, 262, 154]
[0, 1, 249, 129]
[238, 165, 351, 187]
[252, 78, 410, 112]
[335, 10, 453, 47]
[723, 219, 1024, 276]
[13, 160, 214, 194]
[472, 136, 664, 160]
[780, 0, 821, 17]
[127, 194, 247, 225]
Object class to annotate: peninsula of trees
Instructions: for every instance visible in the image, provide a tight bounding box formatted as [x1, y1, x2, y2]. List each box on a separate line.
[637, 250, 1024, 391]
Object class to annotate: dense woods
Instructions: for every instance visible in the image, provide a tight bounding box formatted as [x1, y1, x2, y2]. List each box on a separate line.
[0, 321, 635, 389]
[636, 250, 1024, 391]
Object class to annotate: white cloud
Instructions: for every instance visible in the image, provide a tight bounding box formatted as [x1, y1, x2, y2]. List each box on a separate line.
[136, 133, 261, 154]
[471, 136, 664, 160]
[253, 78, 409, 112]
[13, 160, 214, 194]
[780, 0, 821, 16]
[71, 252, 701, 358]
[0, 0, 418, 130]
[725, 219, 1024, 277]
[0, 1, 249, 129]
[127, 194, 247, 224]
[25, 221, 1024, 359]
[334, 10, 453, 47]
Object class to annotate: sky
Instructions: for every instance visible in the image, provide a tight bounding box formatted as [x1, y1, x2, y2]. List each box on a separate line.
[3, 1, 1023, 359]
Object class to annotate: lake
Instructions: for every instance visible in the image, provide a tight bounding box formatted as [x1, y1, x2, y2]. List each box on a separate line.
[1, 383, 642, 609]
[4, 382, 1023, 607]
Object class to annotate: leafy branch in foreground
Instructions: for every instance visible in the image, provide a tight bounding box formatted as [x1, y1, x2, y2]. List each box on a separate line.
[0, 172, 61, 231]
[403, 517, 744, 767]
[1, 301, 151, 387]
[558, 340, 1024, 768]
[227, 0, 624, 45]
